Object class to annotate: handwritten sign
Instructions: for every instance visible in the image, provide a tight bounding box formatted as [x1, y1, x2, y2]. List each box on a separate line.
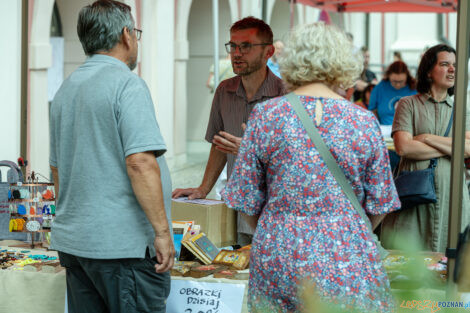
[166, 280, 246, 313]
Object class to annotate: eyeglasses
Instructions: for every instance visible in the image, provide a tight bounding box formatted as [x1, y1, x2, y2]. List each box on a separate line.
[134, 28, 142, 41]
[390, 79, 406, 87]
[224, 42, 270, 54]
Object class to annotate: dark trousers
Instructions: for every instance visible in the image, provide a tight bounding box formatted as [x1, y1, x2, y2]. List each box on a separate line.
[59, 250, 170, 313]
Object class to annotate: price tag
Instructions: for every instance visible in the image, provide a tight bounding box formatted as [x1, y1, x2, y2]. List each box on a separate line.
[17, 182, 22, 187]
[33, 198, 39, 203]
[166, 279, 245, 313]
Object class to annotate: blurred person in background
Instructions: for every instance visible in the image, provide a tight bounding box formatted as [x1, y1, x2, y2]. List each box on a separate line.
[223, 22, 400, 313]
[345, 32, 359, 54]
[368, 61, 417, 125]
[267, 39, 284, 78]
[393, 51, 403, 62]
[381, 44, 470, 253]
[353, 46, 378, 101]
[354, 83, 375, 110]
[206, 54, 235, 93]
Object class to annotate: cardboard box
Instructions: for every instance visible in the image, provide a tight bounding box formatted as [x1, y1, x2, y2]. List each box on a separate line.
[171, 200, 236, 247]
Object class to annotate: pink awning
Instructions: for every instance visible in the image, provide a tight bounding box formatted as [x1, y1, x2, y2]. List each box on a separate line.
[296, 0, 457, 13]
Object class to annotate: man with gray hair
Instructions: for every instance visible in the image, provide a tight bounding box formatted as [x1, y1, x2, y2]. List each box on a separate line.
[49, 1, 174, 312]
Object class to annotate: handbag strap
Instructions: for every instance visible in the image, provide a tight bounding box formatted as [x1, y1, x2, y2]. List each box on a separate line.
[429, 109, 453, 168]
[444, 110, 454, 137]
[285, 92, 375, 235]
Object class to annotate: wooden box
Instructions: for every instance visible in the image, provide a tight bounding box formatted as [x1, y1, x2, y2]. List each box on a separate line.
[171, 200, 236, 247]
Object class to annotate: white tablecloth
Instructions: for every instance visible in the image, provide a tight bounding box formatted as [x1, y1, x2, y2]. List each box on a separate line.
[0, 240, 66, 313]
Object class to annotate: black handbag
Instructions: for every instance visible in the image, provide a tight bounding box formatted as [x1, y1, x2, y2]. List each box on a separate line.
[394, 160, 437, 210]
[394, 110, 453, 210]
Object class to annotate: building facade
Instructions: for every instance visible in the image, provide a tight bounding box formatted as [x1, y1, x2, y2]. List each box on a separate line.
[0, 0, 457, 178]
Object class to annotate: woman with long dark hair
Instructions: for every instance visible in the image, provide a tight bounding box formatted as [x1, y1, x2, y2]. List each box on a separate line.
[381, 44, 470, 252]
[368, 61, 417, 125]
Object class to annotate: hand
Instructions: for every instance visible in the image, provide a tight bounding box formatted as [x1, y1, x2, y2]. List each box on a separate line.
[154, 232, 175, 273]
[172, 187, 208, 200]
[355, 79, 368, 91]
[213, 124, 246, 155]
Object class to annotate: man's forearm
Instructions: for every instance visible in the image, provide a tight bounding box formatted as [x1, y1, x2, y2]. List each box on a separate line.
[126, 152, 170, 235]
[199, 144, 228, 195]
[355, 80, 368, 91]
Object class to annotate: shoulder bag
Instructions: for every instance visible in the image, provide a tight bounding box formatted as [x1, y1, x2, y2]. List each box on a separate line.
[285, 93, 388, 259]
[394, 110, 453, 210]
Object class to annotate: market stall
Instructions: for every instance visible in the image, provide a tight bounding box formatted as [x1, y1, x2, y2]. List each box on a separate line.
[165, 251, 450, 313]
[0, 236, 452, 313]
[169, 197, 451, 312]
[0, 241, 66, 313]
[291, 0, 469, 295]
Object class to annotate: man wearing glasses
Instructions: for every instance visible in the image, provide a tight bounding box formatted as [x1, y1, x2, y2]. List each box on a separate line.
[49, 1, 174, 312]
[173, 17, 286, 245]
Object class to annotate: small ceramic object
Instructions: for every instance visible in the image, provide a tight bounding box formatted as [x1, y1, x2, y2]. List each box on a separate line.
[26, 220, 40, 232]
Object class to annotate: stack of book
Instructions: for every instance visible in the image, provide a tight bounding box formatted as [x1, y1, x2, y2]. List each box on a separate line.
[212, 247, 250, 270]
[172, 221, 194, 260]
[180, 232, 220, 265]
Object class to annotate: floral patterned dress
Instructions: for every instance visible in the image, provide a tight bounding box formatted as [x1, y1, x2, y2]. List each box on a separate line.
[222, 95, 400, 312]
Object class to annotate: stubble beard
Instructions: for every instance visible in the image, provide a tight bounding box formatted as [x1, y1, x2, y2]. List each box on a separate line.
[128, 46, 138, 71]
[233, 54, 264, 77]
[128, 61, 137, 71]
[128, 55, 137, 71]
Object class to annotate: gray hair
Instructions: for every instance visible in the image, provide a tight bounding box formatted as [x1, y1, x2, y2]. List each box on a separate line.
[77, 0, 134, 56]
[279, 22, 362, 89]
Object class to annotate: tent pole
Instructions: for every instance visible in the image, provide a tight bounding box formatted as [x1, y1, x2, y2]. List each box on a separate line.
[262, 0, 267, 22]
[20, 0, 28, 177]
[445, 12, 449, 40]
[381, 13, 385, 73]
[212, 0, 219, 89]
[289, 0, 294, 30]
[365, 13, 370, 49]
[447, 0, 470, 298]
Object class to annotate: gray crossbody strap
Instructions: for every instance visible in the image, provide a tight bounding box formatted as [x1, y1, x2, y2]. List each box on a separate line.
[285, 93, 374, 234]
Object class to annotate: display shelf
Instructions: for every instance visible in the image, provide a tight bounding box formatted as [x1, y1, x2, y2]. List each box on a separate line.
[8, 199, 56, 203]
[7, 182, 56, 248]
[10, 229, 51, 233]
[10, 214, 55, 218]
[9, 183, 55, 187]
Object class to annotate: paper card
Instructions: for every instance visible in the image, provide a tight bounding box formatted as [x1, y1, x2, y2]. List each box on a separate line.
[173, 197, 223, 205]
[166, 279, 245, 313]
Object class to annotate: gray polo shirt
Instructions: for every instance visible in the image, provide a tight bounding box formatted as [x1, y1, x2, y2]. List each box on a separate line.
[205, 68, 286, 177]
[205, 68, 286, 234]
[49, 54, 171, 259]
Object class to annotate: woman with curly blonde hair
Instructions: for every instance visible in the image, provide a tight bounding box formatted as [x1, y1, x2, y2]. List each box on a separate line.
[223, 22, 399, 312]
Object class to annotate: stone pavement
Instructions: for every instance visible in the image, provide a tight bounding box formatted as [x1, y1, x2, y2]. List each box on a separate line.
[169, 151, 219, 200]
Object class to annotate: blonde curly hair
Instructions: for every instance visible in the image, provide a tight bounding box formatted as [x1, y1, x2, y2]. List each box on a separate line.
[279, 22, 363, 90]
